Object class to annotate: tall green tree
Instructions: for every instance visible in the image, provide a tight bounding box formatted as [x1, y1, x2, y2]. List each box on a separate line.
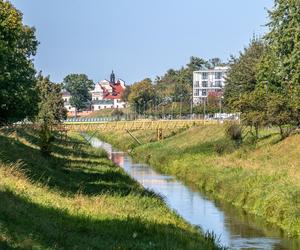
[63, 74, 94, 117]
[128, 78, 155, 114]
[36, 75, 67, 156]
[224, 38, 265, 111]
[0, 0, 39, 124]
[263, 0, 300, 86]
[257, 0, 300, 134]
[155, 57, 208, 102]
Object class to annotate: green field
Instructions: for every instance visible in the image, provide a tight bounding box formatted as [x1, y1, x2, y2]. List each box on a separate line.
[97, 124, 300, 237]
[0, 128, 223, 249]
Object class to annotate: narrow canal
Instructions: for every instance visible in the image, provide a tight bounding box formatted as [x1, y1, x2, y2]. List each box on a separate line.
[89, 137, 299, 250]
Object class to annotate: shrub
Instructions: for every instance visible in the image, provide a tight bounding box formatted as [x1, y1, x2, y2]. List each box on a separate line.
[214, 139, 236, 155]
[225, 124, 242, 142]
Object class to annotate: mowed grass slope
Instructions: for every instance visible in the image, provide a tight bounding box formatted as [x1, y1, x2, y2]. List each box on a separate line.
[0, 128, 222, 250]
[98, 124, 300, 237]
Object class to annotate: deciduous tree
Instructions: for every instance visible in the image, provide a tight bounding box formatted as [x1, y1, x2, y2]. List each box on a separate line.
[0, 0, 39, 124]
[224, 38, 265, 112]
[36, 75, 67, 156]
[63, 74, 94, 117]
[128, 78, 155, 114]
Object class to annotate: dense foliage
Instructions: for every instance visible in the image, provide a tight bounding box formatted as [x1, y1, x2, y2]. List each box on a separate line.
[63, 74, 94, 115]
[128, 57, 225, 116]
[0, 0, 39, 124]
[224, 38, 265, 111]
[224, 0, 300, 138]
[36, 75, 67, 155]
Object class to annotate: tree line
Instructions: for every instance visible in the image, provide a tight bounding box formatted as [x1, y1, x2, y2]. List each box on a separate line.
[123, 57, 226, 117]
[224, 0, 300, 138]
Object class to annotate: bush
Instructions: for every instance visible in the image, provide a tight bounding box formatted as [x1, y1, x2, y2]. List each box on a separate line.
[214, 139, 236, 155]
[225, 124, 242, 142]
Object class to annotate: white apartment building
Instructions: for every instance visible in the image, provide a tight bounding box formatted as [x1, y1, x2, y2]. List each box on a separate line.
[193, 66, 229, 105]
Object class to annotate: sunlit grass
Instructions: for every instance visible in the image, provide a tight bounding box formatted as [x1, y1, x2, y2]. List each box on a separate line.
[99, 125, 300, 237]
[0, 128, 223, 249]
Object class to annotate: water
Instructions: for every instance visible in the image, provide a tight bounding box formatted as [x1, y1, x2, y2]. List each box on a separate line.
[89, 137, 300, 250]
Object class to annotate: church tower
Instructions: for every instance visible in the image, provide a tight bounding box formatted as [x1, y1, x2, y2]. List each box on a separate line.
[110, 70, 116, 84]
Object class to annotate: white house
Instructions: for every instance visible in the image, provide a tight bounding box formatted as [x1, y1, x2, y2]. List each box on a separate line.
[63, 71, 127, 113]
[193, 66, 229, 105]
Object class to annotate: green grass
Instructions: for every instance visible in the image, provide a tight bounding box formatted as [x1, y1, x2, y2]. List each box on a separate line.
[0, 128, 223, 249]
[97, 125, 300, 237]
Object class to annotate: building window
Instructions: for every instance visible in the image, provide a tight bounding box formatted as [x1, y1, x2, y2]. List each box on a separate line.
[215, 72, 222, 79]
[202, 81, 208, 87]
[215, 81, 222, 87]
[194, 81, 200, 87]
[194, 89, 200, 96]
[202, 90, 207, 96]
[202, 72, 208, 79]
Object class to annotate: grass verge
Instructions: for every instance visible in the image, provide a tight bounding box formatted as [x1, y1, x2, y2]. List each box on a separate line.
[97, 124, 300, 237]
[0, 127, 223, 249]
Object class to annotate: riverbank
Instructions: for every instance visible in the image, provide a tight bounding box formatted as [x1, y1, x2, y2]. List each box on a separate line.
[0, 128, 222, 249]
[97, 124, 300, 237]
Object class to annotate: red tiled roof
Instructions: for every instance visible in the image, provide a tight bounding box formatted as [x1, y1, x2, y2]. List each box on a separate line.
[103, 83, 124, 100]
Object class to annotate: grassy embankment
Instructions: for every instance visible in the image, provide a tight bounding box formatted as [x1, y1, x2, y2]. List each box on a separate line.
[0, 128, 223, 250]
[97, 124, 300, 237]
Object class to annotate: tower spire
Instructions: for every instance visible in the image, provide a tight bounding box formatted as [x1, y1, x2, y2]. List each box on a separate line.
[110, 70, 115, 84]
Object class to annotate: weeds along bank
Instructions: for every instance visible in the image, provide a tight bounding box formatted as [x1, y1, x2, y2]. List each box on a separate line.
[97, 125, 300, 237]
[0, 128, 222, 250]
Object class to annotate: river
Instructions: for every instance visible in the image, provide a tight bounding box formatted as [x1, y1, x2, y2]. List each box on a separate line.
[89, 137, 300, 250]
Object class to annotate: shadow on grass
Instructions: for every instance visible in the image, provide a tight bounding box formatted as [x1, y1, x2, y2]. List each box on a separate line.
[0, 133, 148, 197]
[14, 129, 103, 160]
[0, 190, 219, 250]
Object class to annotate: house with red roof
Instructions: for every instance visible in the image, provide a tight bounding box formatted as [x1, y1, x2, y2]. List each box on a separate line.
[91, 71, 127, 110]
[63, 71, 127, 114]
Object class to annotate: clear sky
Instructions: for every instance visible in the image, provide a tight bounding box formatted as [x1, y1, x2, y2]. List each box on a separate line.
[11, 0, 273, 85]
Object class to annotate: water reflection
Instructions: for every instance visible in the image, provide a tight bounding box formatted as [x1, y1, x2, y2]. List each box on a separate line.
[90, 137, 300, 250]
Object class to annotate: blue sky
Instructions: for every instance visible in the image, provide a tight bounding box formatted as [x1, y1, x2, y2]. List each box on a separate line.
[11, 0, 273, 84]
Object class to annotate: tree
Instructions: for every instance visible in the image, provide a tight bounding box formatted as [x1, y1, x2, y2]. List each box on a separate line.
[206, 94, 220, 114]
[128, 78, 155, 114]
[155, 57, 208, 103]
[237, 86, 267, 138]
[224, 38, 265, 111]
[266, 91, 298, 138]
[121, 85, 131, 102]
[257, 0, 300, 134]
[36, 75, 67, 156]
[0, 0, 39, 124]
[263, 0, 300, 86]
[63, 74, 94, 117]
[208, 58, 223, 69]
